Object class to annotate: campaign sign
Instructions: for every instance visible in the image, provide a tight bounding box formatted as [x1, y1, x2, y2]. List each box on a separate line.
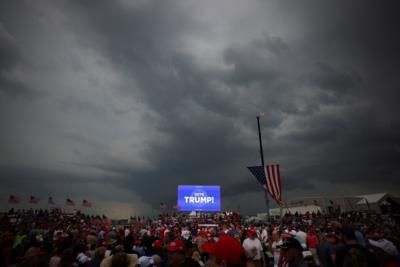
[177, 185, 221, 212]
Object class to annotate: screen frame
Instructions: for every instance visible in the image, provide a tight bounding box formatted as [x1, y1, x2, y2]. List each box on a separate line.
[177, 185, 221, 212]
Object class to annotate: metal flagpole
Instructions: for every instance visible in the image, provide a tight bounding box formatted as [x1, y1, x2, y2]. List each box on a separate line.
[257, 114, 270, 222]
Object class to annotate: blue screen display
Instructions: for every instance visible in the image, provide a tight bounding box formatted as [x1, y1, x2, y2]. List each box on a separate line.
[177, 185, 221, 212]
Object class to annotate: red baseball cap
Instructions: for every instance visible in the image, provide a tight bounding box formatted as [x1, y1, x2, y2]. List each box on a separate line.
[247, 229, 257, 236]
[166, 240, 186, 252]
[201, 242, 216, 254]
[203, 236, 244, 264]
[152, 240, 163, 249]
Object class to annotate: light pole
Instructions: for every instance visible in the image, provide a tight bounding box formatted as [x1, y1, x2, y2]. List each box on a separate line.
[257, 113, 270, 222]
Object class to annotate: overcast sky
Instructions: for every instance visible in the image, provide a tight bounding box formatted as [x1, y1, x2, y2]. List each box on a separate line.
[1, 0, 399, 218]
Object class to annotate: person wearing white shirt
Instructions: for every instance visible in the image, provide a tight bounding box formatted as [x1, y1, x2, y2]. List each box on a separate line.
[271, 231, 283, 267]
[181, 227, 191, 240]
[261, 226, 269, 245]
[295, 229, 308, 249]
[242, 230, 266, 267]
[124, 228, 130, 237]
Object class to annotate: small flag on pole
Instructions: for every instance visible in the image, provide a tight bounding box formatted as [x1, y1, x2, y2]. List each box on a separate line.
[8, 195, 21, 204]
[82, 199, 92, 208]
[48, 196, 55, 204]
[66, 198, 75, 206]
[30, 195, 40, 204]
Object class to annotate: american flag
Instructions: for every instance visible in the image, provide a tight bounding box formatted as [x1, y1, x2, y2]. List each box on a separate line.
[66, 198, 75, 206]
[48, 196, 55, 204]
[30, 195, 40, 204]
[265, 165, 282, 204]
[82, 199, 92, 208]
[159, 203, 167, 209]
[247, 165, 283, 205]
[8, 195, 21, 204]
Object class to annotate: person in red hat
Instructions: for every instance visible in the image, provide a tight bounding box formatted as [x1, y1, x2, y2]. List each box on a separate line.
[166, 240, 201, 267]
[151, 239, 165, 259]
[306, 229, 319, 266]
[242, 229, 265, 267]
[153, 240, 163, 250]
[202, 235, 246, 267]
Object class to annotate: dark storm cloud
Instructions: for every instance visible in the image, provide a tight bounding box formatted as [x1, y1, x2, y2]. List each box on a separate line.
[72, 17, 324, 207]
[1, 0, 399, 215]
[302, 63, 362, 94]
[55, 1, 266, 203]
[0, 24, 18, 69]
[0, 24, 37, 98]
[0, 73, 36, 98]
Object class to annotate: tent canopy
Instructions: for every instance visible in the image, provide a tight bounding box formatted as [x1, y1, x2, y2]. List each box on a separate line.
[356, 193, 388, 205]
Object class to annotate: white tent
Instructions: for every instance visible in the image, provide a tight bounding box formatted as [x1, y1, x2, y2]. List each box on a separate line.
[356, 193, 388, 205]
[282, 204, 322, 215]
[257, 204, 322, 219]
[355, 192, 394, 212]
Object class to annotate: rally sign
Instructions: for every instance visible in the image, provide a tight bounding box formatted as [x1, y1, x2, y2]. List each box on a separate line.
[177, 185, 221, 212]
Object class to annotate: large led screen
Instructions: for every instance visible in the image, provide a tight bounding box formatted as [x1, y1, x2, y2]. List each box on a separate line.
[177, 185, 221, 212]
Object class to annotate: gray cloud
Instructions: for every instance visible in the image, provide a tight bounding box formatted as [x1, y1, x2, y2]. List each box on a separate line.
[0, 23, 38, 98]
[302, 63, 362, 94]
[0, 23, 19, 69]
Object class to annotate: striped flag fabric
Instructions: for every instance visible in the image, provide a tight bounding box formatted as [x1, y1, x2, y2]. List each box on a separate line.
[8, 195, 21, 204]
[82, 199, 92, 208]
[265, 165, 282, 204]
[30, 195, 40, 204]
[66, 198, 75, 206]
[247, 164, 283, 205]
[48, 196, 55, 204]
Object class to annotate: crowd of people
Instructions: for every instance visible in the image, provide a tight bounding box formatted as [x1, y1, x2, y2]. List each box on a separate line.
[0, 208, 399, 267]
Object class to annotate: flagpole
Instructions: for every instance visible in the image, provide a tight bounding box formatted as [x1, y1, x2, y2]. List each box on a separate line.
[257, 114, 270, 223]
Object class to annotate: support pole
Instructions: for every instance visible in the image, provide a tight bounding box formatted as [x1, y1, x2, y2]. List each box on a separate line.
[257, 115, 270, 222]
